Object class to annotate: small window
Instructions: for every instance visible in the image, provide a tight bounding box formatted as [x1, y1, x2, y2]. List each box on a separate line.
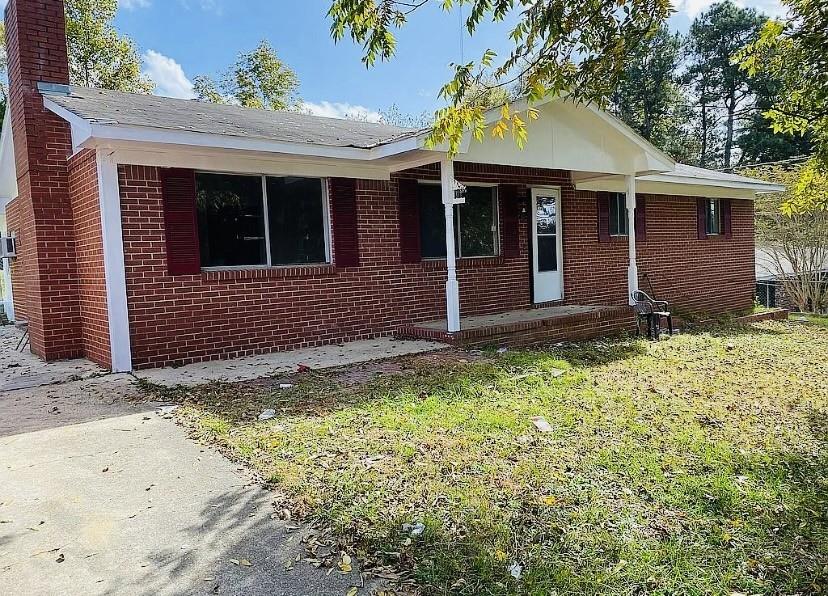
[418, 183, 499, 259]
[196, 172, 329, 268]
[706, 199, 721, 236]
[609, 192, 628, 236]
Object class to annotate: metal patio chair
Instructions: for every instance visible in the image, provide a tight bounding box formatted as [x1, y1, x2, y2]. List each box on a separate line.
[14, 320, 29, 352]
[632, 290, 673, 340]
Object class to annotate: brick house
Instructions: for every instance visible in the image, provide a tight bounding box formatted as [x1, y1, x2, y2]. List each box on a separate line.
[0, 0, 783, 372]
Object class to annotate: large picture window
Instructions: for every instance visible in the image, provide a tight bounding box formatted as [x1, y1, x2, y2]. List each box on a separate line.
[196, 172, 329, 268]
[418, 183, 499, 259]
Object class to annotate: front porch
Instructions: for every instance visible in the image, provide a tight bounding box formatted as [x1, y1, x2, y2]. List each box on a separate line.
[397, 305, 636, 348]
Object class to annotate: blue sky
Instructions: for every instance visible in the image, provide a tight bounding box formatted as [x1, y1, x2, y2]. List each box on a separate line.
[113, 0, 786, 121]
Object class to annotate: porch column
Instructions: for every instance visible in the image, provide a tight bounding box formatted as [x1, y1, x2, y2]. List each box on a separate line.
[626, 174, 639, 305]
[441, 157, 461, 332]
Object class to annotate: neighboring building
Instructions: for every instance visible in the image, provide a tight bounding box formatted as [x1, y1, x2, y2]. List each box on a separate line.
[756, 246, 828, 310]
[0, 0, 783, 371]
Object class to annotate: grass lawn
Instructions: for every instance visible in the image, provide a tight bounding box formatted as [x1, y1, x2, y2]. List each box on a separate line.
[164, 318, 828, 595]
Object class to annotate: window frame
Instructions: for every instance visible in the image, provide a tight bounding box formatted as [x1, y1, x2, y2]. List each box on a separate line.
[705, 198, 722, 236]
[195, 170, 332, 271]
[608, 192, 629, 237]
[417, 180, 501, 260]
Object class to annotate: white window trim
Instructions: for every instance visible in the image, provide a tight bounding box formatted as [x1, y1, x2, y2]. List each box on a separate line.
[196, 170, 332, 270]
[417, 180, 501, 259]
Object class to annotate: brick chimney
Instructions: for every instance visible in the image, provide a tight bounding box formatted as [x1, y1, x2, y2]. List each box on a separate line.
[4, 0, 82, 360]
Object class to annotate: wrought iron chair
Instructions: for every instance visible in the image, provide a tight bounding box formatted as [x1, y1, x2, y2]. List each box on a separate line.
[631, 290, 673, 340]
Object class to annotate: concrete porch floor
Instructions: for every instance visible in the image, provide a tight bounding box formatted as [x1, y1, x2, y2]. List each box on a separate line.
[398, 304, 636, 348]
[134, 337, 446, 387]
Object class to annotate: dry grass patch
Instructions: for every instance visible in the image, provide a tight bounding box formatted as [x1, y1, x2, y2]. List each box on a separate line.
[159, 320, 828, 595]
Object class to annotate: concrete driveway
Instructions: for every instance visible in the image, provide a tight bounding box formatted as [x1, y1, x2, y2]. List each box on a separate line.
[1, 407, 362, 595]
[0, 326, 409, 595]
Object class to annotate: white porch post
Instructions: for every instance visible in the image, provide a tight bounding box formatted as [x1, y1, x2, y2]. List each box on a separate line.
[626, 174, 639, 305]
[96, 150, 133, 372]
[441, 157, 461, 332]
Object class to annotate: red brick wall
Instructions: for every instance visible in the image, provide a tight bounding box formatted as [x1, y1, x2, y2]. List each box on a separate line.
[563, 191, 756, 312]
[68, 150, 111, 367]
[119, 162, 755, 369]
[4, 0, 83, 360]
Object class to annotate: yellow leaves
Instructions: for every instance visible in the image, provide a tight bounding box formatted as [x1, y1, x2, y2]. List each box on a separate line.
[346, 588, 358, 596]
[338, 552, 353, 573]
[495, 549, 507, 562]
[541, 495, 558, 506]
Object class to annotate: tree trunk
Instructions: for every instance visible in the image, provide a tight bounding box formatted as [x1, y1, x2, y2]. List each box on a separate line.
[724, 93, 735, 168]
[700, 102, 708, 168]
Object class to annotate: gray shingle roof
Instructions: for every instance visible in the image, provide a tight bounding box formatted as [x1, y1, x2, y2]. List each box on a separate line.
[45, 86, 419, 149]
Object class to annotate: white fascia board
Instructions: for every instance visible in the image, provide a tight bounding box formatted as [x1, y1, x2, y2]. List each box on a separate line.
[83, 123, 380, 161]
[576, 177, 769, 199]
[109, 145, 395, 180]
[43, 98, 93, 151]
[640, 173, 785, 193]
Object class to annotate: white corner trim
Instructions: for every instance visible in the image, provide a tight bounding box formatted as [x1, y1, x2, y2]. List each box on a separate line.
[96, 150, 132, 372]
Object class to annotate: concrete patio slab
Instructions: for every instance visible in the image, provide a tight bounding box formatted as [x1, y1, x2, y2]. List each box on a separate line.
[135, 337, 445, 387]
[0, 411, 369, 596]
[0, 326, 105, 392]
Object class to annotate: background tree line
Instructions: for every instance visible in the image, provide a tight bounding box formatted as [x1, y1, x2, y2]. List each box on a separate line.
[610, 0, 810, 170]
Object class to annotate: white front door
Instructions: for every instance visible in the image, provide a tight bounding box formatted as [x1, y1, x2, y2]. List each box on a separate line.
[531, 188, 563, 303]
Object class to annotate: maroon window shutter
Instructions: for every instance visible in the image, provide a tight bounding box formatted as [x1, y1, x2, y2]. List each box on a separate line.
[722, 199, 733, 239]
[697, 198, 708, 240]
[597, 192, 610, 242]
[398, 178, 421, 263]
[160, 168, 201, 275]
[499, 184, 520, 258]
[635, 196, 646, 243]
[329, 178, 360, 268]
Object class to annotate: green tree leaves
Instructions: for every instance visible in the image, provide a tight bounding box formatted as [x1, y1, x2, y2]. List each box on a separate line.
[328, 0, 672, 155]
[64, 0, 153, 94]
[193, 41, 300, 111]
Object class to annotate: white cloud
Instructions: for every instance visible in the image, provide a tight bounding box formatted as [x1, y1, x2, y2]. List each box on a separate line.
[120, 0, 151, 9]
[142, 50, 196, 99]
[673, 0, 788, 19]
[178, 0, 222, 14]
[300, 101, 382, 123]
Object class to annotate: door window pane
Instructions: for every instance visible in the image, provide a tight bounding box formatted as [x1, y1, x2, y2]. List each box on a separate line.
[196, 173, 266, 267]
[538, 236, 558, 272]
[266, 176, 327, 265]
[536, 196, 557, 235]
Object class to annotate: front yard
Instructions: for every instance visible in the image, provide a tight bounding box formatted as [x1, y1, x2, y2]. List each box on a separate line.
[165, 319, 827, 594]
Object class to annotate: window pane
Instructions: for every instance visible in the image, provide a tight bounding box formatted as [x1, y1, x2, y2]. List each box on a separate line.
[536, 195, 557, 235]
[538, 235, 558, 272]
[197, 173, 266, 267]
[418, 183, 447, 259]
[266, 177, 327, 265]
[609, 193, 628, 236]
[706, 199, 720, 235]
[459, 186, 496, 257]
